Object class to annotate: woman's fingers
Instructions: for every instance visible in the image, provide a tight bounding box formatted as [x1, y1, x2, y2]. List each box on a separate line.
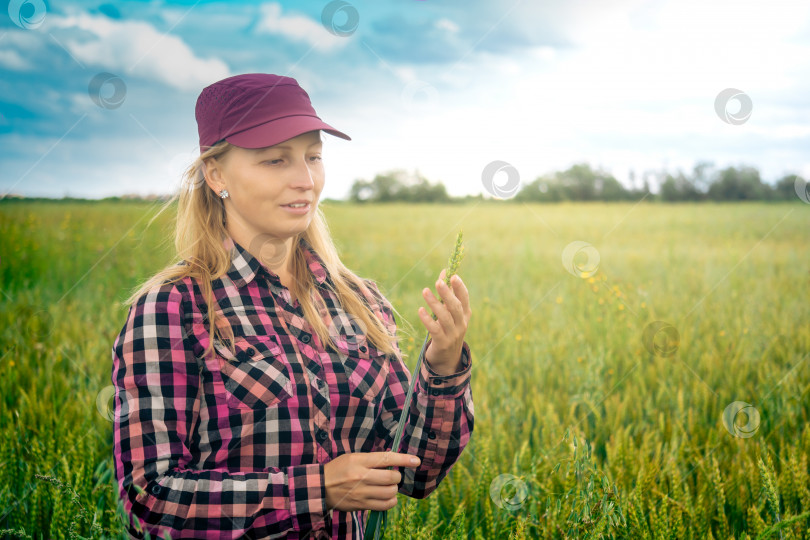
[436, 275, 464, 325]
[418, 304, 443, 336]
[362, 468, 403, 486]
[450, 274, 471, 323]
[422, 284, 455, 334]
[419, 269, 470, 338]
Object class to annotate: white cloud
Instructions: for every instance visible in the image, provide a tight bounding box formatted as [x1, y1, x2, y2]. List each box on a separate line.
[255, 2, 349, 51]
[0, 29, 43, 71]
[436, 18, 460, 34]
[315, 0, 810, 199]
[0, 49, 30, 70]
[43, 12, 231, 92]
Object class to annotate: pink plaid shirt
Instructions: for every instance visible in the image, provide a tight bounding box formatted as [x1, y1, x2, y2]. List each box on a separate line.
[111, 236, 474, 539]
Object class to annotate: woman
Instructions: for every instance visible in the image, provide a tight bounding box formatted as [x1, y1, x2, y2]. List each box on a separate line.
[111, 73, 474, 539]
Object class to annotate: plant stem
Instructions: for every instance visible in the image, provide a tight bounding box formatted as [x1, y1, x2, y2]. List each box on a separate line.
[364, 231, 464, 540]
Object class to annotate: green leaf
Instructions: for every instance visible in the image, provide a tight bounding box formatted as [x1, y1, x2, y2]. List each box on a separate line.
[363, 509, 388, 539]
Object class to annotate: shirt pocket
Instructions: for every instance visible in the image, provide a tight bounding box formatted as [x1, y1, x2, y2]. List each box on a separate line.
[213, 334, 294, 410]
[332, 327, 391, 404]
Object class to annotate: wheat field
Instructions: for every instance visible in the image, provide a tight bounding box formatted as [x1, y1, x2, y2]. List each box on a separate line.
[0, 200, 808, 539]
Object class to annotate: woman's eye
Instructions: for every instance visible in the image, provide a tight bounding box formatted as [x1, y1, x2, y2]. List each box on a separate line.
[309, 155, 323, 162]
[263, 159, 283, 165]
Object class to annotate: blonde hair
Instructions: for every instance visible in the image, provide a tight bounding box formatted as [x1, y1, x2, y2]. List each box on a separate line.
[122, 140, 407, 363]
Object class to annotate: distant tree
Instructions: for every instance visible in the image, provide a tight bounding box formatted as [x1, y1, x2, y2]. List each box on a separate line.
[348, 179, 374, 202]
[371, 171, 404, 202]
[516, 164, 632, 202]
[348, 171, 404, 202]
[773, 173, 804, 201]
[557, 163, 598, 200]
[342, 161, 795, 204]
[600, 175, 631, 201]
[514, 176, 566, 202]
[556, 163, 631, 201]
[660, 170, 704, 201]
[707, 166, 772, 201]
[348, 169, 451, 203]
[691, 161, 715, 194]
[400, 176, 451, 202]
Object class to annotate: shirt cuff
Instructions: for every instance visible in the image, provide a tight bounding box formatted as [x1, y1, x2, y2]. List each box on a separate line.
[418, 339, 472, 399]
[287, 463, 327, 531]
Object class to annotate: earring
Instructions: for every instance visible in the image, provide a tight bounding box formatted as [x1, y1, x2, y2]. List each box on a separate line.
[219, 189, 229, 199]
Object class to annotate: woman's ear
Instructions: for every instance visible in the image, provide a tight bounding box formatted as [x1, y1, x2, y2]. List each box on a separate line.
[203, 157, 225, 194]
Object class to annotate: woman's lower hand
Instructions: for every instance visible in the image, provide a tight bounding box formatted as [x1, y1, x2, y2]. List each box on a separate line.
[324, 451, 421, 512]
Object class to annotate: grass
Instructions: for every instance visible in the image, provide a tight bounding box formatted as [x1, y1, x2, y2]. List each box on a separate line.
[0, 199, 808, 539]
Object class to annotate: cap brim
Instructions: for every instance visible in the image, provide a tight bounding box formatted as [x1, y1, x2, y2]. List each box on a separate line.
[225, 115, 351, 149]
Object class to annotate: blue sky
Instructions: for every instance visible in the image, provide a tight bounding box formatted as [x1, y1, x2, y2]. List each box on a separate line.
[1, 0, 809, 199]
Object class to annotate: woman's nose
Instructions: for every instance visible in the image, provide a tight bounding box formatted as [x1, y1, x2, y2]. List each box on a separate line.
[291, 158, 316, 188]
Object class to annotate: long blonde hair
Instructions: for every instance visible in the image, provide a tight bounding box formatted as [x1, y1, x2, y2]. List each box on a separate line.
[122, 140, 407, 363]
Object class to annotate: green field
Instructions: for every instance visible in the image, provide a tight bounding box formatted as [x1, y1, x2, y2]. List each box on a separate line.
[1, 200, 808, 539]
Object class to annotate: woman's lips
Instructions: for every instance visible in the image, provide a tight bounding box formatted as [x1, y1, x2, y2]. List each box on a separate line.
[281, 202, 311, 214]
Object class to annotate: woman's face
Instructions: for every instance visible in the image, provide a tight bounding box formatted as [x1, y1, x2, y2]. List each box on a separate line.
[205, 129, 325, 250]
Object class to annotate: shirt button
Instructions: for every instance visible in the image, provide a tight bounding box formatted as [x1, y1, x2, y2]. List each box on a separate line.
[246, 347, 255, 356]
[150, 484, 161, 495]
[359, 345, 367, 353]
[301, 334, 311, 344]
[432, 378, 443, 385]
[431, 388, 441, 396]
[428, 431, 437, 440]
[317, 429, 328, 442]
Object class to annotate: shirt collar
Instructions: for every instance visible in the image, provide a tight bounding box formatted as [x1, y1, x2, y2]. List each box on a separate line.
[223, 235, 328, 289]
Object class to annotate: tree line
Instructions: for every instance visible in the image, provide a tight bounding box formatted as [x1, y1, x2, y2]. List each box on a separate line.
[348, 162, 805, 203]
[1, 162, 802, 203]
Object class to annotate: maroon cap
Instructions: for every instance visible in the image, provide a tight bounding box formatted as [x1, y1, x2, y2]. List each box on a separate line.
[195, 73, 351, 153]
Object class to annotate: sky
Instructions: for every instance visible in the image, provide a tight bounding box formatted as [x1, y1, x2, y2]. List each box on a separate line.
[1, 0, 809, 199]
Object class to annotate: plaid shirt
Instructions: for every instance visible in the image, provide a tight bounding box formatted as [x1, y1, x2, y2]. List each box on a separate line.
[111, 236, 474, 539]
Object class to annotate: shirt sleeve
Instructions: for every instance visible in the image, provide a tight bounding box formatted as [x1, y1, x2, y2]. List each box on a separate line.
[363, 279, 474, 499]
[111, 282, 327, 539]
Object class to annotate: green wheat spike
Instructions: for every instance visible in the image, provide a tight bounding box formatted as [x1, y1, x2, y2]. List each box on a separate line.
[364, 230, 465, 540]
[432, 230, 465, 321]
